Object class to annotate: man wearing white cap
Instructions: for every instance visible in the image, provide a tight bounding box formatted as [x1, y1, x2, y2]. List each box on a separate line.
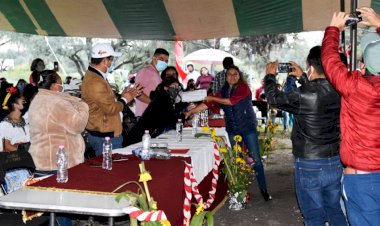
[322, 7, 380, 225]
[82, 43, 141, 156]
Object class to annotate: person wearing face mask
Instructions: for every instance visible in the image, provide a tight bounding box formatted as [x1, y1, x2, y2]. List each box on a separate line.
[29, 58, 45, 86]
[29, 70, 89, 172]
[134, 48, 170, 118]
[123, 76, 185, 146]
[27, 70, 89, 226]
[81, 43, 142, 156]
[16, 79, 27, 95]
[263, 46, 345, 225]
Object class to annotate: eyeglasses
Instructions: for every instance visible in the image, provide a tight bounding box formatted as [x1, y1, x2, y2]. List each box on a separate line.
[227, 73, 239, 77]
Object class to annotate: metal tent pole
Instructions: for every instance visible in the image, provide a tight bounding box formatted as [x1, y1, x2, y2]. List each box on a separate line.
[341, 0, 346, 52]
[350, 0, 358, 72]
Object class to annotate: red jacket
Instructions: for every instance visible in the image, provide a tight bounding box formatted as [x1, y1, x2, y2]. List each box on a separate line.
[322, 26, 380, 171]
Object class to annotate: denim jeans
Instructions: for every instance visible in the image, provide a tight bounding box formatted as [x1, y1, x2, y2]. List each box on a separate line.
[294, 156, 347, 226]
[342, 172, 380, 225]
[87, 134, 123, 156]
[228, 128, 267, 190]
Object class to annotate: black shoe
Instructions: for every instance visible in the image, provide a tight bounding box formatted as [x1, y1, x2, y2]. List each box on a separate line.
[260, 189, 272, 201]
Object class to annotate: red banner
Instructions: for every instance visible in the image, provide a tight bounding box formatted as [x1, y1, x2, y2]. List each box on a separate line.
[174, 41, 187, 80]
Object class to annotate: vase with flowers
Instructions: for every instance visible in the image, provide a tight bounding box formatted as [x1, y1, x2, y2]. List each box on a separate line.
[211, 132, 255, 210]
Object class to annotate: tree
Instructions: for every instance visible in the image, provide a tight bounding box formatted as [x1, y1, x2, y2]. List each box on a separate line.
[230, 34, 287, 63]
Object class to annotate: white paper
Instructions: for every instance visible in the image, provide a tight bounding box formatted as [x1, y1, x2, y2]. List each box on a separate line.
[181, 89, 207, 102]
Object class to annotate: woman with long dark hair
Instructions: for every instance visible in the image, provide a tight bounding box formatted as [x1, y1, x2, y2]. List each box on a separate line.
[0, 88, 29, 152]
[186, 65, 272, 201]
[29, 58, 45, 86]
[123, 76, 184, 146]
[0, 88, 31, 194]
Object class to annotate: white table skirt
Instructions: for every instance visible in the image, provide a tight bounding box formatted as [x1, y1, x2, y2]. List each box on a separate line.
[114, 127, 228, 182]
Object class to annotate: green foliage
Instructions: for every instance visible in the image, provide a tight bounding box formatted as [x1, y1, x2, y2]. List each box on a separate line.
[213, 135, 254, 196]
[258, 120, 280, 158]
[0, 64, 29, 84]
[190, 205, 214, 226]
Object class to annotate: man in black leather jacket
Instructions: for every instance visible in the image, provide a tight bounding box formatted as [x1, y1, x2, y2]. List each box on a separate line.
[264, 46, 347, 225]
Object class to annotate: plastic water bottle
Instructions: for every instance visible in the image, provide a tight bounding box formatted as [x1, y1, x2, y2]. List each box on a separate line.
[141, 130, 151, 160]
[176, 119, 183, 142]
[102, 137, 112, 170]
[56, 145, 68, 183]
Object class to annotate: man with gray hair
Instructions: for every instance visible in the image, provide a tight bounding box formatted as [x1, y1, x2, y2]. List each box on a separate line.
[322, 7, 380, 225]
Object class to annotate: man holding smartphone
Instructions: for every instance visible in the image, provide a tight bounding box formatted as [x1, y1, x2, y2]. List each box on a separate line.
[264, 47, 345, 225]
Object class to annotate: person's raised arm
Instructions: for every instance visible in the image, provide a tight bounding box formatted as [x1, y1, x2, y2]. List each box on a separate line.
[357, 7, 380, 28]
[264, 62, 300, 114]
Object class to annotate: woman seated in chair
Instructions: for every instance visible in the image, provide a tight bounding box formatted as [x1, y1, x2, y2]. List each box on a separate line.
[0, 88, 31, 193]
[28, 70, 89, 175]
[123, 76, 185, 146]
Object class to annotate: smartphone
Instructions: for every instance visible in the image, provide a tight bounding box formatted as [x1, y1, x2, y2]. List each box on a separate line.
[277, 63, 292, 73]
[54, 61, 59, 71]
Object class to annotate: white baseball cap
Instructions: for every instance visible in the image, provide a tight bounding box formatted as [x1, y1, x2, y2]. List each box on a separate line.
[361, 32, 380, 74]
[91, 43, 122, 58]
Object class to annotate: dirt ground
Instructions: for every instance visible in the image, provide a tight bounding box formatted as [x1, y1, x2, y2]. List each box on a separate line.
[214, 133, 304, 226]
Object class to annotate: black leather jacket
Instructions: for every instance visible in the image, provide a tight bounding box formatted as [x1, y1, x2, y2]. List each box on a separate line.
[264, 73, 341, 159]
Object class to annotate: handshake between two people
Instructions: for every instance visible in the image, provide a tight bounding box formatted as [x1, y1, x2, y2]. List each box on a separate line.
[121, 83, 144, 102]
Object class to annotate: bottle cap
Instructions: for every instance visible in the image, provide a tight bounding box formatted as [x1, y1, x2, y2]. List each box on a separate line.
[178, 119, 182, 122]
[144, 130, 149, 133]
[59, 145, 64, 149]
[105, 137, 110, 141]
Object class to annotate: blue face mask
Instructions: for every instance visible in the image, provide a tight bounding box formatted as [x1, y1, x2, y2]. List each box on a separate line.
[155, 60, 168, 72]
[60, 82, 65, 93]
[107, 62, 115, 73]
[17, 83, 26, 93]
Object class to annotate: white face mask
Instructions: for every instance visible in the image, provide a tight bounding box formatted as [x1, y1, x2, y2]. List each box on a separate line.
[307, 66, 314, 80]
[60, 82, 65, 93]
[107, 62, 115, 73]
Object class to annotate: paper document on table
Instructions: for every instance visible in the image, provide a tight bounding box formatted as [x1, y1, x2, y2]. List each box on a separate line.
[181, 89, 207, 102]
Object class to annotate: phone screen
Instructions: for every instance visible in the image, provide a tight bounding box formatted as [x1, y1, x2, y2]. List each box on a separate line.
[54, 62, 59, 71]
[277, 63, 291, 73]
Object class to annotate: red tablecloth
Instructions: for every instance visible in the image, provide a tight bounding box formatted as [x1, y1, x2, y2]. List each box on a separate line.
[29, 154, 227, 226]
[208, 118, 226, 128]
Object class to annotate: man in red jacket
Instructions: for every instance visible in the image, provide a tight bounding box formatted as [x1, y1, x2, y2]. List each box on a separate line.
[322, 7, 380, 225]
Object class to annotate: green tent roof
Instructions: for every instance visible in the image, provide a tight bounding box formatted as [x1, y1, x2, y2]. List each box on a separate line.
[0, 0, 378, 40]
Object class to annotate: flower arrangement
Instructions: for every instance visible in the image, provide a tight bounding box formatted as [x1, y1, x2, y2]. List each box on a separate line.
[211, 131, 255, 202]
[259, 120, 279, 160]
